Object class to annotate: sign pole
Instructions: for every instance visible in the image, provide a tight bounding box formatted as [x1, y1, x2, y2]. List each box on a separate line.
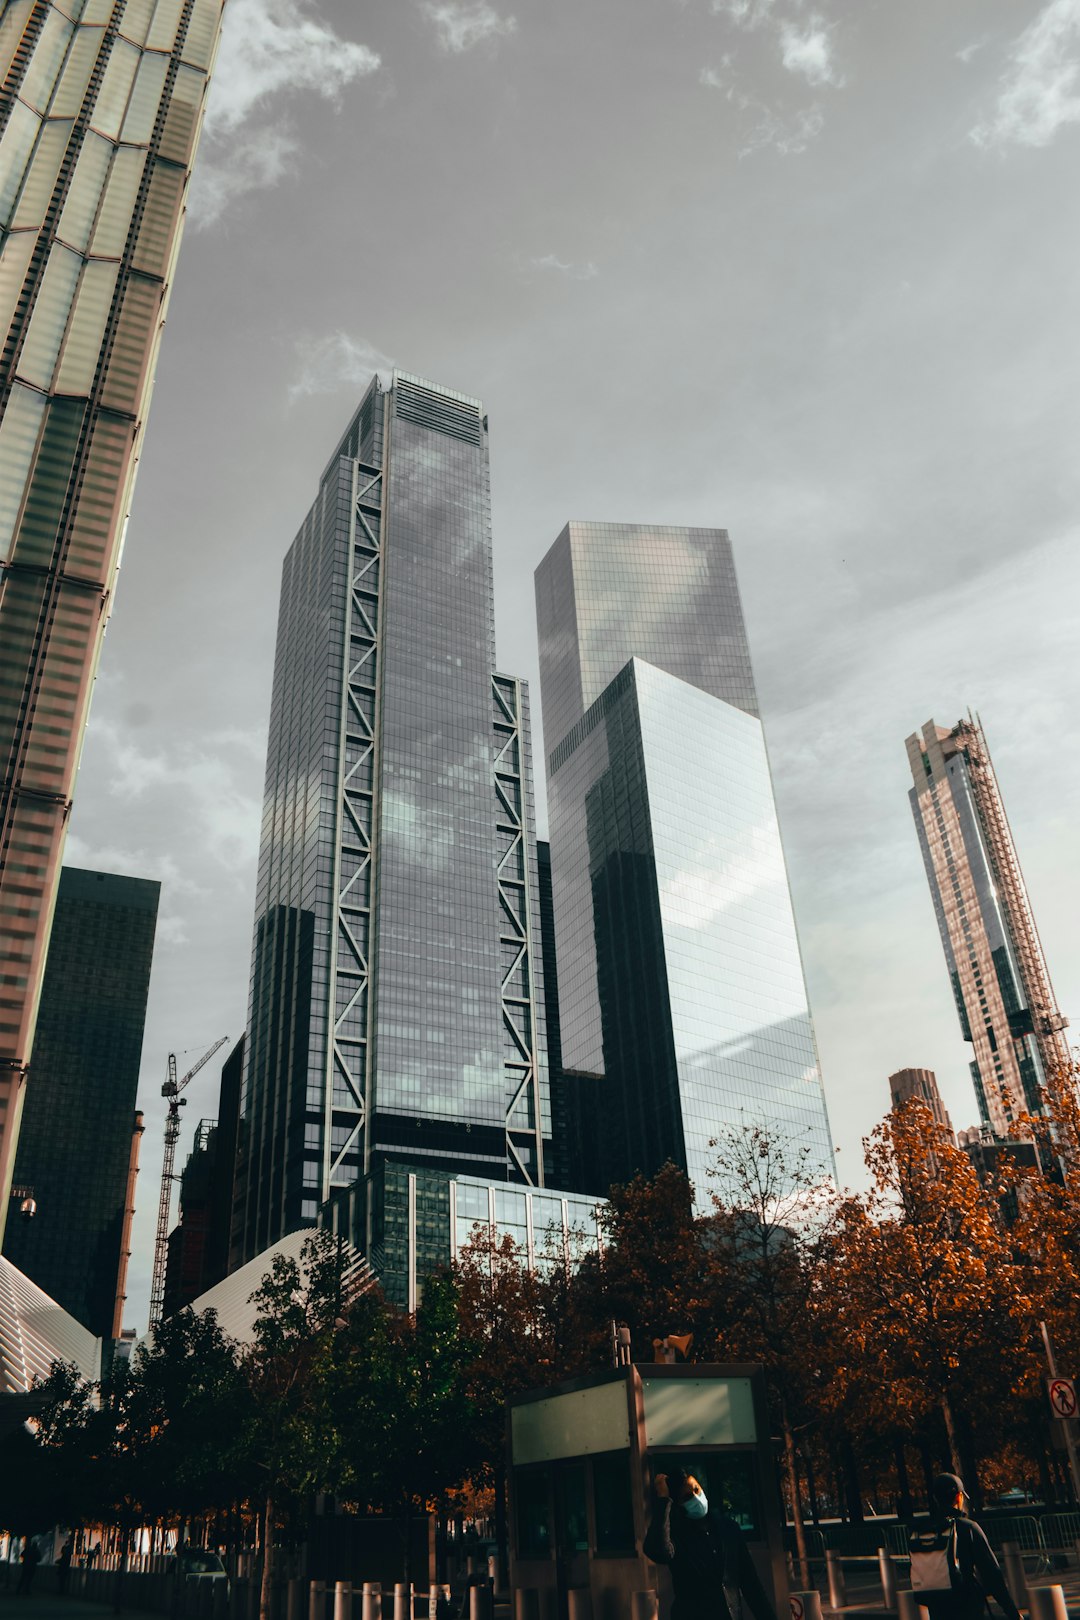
[1040, 1320, 1080, 1502]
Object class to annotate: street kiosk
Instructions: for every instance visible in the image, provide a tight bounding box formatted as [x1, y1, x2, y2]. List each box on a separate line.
[508, 1364, 787, 1620]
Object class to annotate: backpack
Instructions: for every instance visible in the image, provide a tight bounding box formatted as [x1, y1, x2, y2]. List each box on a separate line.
[909, 1524, 956, 1593]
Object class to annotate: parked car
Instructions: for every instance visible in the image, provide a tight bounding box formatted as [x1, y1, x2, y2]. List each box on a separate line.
[170, 1548, 230, 1594]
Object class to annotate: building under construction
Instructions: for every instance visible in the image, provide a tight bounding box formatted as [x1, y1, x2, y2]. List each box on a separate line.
[906, 715, 1070, 1136]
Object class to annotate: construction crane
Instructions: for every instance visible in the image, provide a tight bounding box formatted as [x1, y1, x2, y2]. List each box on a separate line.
[149, 1037, 228, 1326]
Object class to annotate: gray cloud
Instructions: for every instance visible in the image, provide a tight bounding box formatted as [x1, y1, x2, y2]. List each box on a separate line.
[972, 0, 1080, 147]
[421, 1, 518, 53]
[288, 334, 395, 402]
[525, 254, 599, 280]
[188, 0, 380, 224]
[701, 62, 824, 155]
[779, 15, 843, 87]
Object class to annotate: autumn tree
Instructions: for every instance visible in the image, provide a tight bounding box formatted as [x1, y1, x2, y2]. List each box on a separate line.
[242, 1231, 345, 1620]
[705, 1126, 837, 1581]
[829, 1098, 1032, 1506]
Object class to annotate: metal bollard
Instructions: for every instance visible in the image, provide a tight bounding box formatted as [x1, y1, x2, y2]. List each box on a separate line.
[631, 1594, 659, 1620]
[394, 1584, 412, 1620]
[826, 1550, 847, 1611]
[469, 1583, 494, 1620]
[336, 1582, 353, 1620]
[513, 1590, 540, 1620]
[288, 1579, 304, 1620]
[789, 1594, 823, 1620]
[878, 1550, 897, 1611]
[1001, 1543, 1026, 1610]
[363, 1583, 383, 1620]
[567, 1591, 592, 1620]
[896, 1595, 929, 1620]
[1028, 1589, 1069, 1620]
[310, 1581, 327, 1620]
[429, 1585, 451, 1620]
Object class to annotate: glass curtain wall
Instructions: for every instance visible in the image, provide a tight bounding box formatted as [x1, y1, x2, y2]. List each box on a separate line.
[0, 0, 225, 1241]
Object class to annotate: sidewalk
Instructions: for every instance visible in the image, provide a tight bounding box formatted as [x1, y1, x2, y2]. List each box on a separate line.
[0, 1595, 162, 1620]
[817, 1557, 1080, 1619]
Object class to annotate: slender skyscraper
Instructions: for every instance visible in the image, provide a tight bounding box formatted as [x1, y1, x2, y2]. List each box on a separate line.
[888, 1067, 952, 1134]
[0, 0, 225, 1239]
[906, 716, 1068, 1134]
[232, 373, 551, 1276]
[2, 866, 158, 1337]
[535, 523, 834, 1200]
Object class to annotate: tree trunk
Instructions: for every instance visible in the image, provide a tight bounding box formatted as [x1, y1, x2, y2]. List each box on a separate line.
[259, 1494, 274, 1620]
[494, 1461, 509, 1591]
[842, 1436, 864, 1525]
[782, 1410, 810, 1589]
[918, 1439, 936, 1510]
[939, 1393, 964, 1480]
[894, 1442, 913, 1522]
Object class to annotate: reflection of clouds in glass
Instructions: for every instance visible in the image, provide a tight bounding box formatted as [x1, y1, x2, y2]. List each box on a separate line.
[659, 821, 786, 931]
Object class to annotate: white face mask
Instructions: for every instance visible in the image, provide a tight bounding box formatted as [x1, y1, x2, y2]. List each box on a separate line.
[684, 1488, 709, 1520]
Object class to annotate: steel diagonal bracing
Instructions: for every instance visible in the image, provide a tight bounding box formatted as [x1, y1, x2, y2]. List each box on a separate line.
[322, 461, 383, 1198]
[493, 674, 544, 1184]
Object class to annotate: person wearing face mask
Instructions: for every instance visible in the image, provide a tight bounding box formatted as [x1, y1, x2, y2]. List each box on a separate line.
[643, 1465, 778, 1620]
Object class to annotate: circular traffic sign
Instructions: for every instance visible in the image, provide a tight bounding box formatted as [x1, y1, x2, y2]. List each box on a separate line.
[1050, 1378, 1077, 1418]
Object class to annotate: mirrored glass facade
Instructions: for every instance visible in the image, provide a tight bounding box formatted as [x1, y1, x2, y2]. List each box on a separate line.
[535, 524, 834, 1202]
[324, 1161, 602, 1311]
[0, 0, 225, 1240]
[234, 374, 551, 1268]
[535, 521, 758, 764]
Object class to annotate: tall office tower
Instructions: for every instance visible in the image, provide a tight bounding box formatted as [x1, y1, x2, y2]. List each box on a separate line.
[0, 0, 225, 1240]
[535, 523, 834, 1201]
[906, 716, 1069, 1136]
[888, 1066, 953, 1134]
[232, 372, 550, 1272]
[3, 866, 159, 1336]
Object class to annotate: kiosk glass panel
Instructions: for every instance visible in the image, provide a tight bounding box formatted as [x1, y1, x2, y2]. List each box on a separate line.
[592, 1451, 636, 1554]
[651, 1452, 761, 1539]
[515, 1467, 552, 1559]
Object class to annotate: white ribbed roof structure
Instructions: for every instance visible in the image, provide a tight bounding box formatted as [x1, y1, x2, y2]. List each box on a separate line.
[0, 1257, 100, 1393]
[145, 1229, 372, 1350]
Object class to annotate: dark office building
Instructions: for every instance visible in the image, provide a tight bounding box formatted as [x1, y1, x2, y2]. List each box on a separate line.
[232, 373, 550, 1270]
[163, 1039, 244, 1314]
[535, 524, 835, 1202]
[3, 866, 158, 1336]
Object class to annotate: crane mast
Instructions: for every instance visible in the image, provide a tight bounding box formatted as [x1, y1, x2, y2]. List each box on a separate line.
[148, 1036, 228, 1327]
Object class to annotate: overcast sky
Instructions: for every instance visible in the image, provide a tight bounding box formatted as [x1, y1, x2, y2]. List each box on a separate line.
[62, 0, 1080, 1327]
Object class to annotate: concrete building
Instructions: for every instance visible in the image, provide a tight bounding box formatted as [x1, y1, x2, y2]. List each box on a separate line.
[888, 1067, 953, 1134]
[906, 716, 1069, 1135]
[0, 0, 226, 1242]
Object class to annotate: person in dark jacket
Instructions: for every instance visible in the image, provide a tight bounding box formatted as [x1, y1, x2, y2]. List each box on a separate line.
[643, 1465, 777, 1620]
[919, 1474, 1023, 1620]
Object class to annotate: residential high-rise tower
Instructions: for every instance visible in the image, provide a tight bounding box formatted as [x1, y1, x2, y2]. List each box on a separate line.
[888, 1066, 953, 1134]
[2, 866, 158, 1336]
[535, 522, 835, 1200]
[906, 716, 1068, 1134]
[232, 373, 551, 1275]
[0, 0, 225, 1239]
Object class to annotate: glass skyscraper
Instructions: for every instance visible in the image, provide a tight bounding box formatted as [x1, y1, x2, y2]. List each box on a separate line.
[906, 716, 1069, 1135]
[2, 865, 158, 1337]
[535, 522, 834, 1201]
[0, 0, 225, 1240]
[232, 373, 551, 1270]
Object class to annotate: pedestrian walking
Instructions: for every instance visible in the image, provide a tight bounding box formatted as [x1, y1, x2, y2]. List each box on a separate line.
[644, 1464, 777, 1620]
[57, 1536, 75, 1594]
[908, 1474, 1023, 1620]
[16, 1538, 41, 1597]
